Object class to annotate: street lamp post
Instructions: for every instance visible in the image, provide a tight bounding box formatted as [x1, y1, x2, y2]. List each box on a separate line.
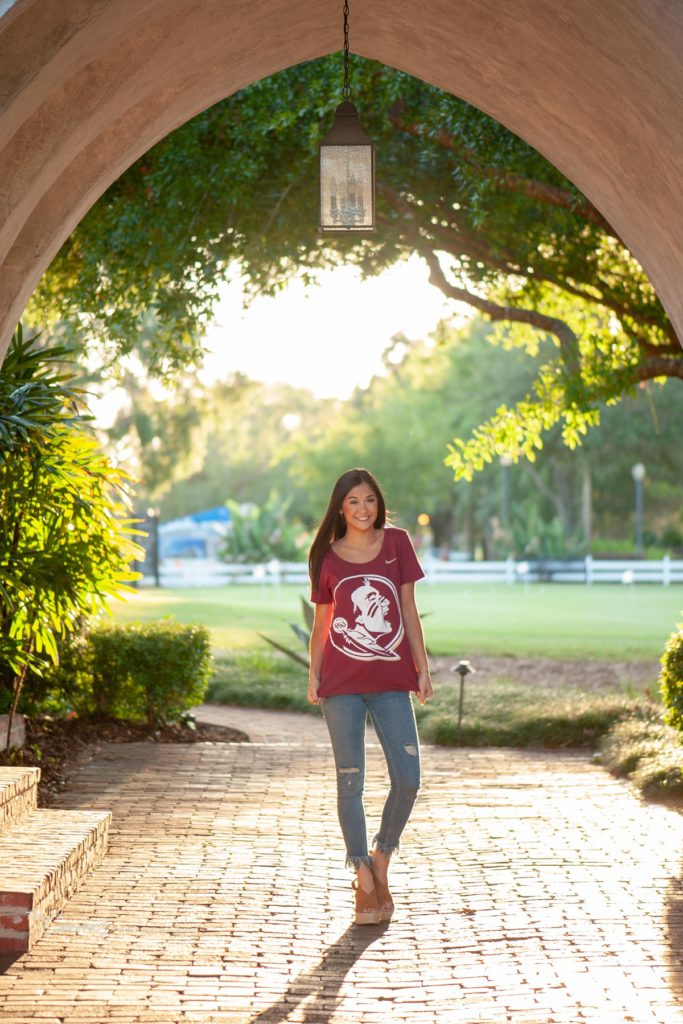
[147, 506, 161, 587]
[500, 455, 512, 531]
[631, 463, 645, 558]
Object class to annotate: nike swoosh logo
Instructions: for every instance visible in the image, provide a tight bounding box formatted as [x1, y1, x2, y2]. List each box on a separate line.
[386, 557, 397, 564]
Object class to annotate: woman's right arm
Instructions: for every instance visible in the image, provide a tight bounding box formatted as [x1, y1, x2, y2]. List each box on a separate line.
[308, 602, 333, 704]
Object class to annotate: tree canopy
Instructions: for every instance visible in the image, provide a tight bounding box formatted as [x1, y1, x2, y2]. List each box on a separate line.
[118, 317, 682, 559]
[29, 55, 682, 477]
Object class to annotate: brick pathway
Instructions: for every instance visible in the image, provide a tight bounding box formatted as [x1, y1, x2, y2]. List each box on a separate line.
[192, 703, 330, 743]
[1, 707, 683, 1023]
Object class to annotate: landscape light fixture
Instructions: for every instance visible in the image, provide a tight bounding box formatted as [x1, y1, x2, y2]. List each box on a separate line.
[452, 660, 476, 730]
[319, 0, 375, 232]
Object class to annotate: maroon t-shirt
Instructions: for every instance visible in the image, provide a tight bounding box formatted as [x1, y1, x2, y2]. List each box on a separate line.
[310, 526, 425, 697]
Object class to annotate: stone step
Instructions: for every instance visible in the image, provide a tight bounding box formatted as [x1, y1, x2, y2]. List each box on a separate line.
[0, 767, 39, 831]
[0, 808, 111, 953]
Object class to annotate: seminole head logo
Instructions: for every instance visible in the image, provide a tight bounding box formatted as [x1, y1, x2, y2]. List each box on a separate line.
[331, 574, 404, 661]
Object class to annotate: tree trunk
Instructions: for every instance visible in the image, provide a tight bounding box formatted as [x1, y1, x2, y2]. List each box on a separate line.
[550, 463, 574, 534]
[581, 458, 592, 547]
[465, 492, 476, 559]
[430, 505, 455, 550]
[5, 654, 31, 753]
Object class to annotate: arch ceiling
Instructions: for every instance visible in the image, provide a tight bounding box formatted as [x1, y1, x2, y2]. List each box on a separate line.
[1, 0, 683, 360]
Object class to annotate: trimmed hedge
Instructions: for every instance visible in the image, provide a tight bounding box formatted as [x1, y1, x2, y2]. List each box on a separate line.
[90, 620, 211, 728]
[660, 623, 683, 733]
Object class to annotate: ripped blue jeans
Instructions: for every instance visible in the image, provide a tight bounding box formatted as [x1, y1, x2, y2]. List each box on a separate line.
[320, 689, 421, 871]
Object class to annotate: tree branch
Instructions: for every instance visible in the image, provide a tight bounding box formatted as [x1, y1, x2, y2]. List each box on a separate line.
[382, 186, 526, 280]
[422, 198, 629, 317]
[521, 461, 567, 524]
[635, 357, 683, 382]
[427, 216, 523, 276]
[640, 339, 682, 358]
[380, 185, 681, 378]
[419, 245, 581, 373]
[388, 108, 621, 242]
[429, 221, 611, 310]
[385, 188, 672, 347]
[261, 183, 294, 238]
[379, 184, 581, 370]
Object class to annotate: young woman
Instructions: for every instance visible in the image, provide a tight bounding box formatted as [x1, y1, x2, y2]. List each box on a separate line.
[307, 467, 433, 925]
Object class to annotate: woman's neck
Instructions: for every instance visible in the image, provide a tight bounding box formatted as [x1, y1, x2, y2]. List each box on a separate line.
[339, 525, 383, 550]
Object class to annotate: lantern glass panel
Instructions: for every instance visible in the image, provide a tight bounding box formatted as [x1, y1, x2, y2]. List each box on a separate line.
[320, 145, 374, 231]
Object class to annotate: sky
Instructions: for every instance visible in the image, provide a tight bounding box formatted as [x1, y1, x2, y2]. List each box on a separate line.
[199, 253, 458, 399]
[90, 253, 465, 428]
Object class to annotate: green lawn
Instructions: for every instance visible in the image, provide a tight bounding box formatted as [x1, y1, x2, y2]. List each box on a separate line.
[110, 582, 682, 660]
[205, 647, 650, 750]
[107, 583, 683, 797]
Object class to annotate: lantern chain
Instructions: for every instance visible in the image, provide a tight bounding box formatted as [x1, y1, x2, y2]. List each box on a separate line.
[342, 0, 351, 99]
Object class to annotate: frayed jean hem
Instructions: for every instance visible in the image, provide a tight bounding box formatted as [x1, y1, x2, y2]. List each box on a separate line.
[372, 834, 401, 858]
[346, 839, 401, 872]
[345, 853, 373, 871]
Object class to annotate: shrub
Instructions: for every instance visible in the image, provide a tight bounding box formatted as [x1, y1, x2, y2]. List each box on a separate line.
[21, 625, 95, 718]
[660, 623, 683, 732]
[0, 325, 143, 746]
[598, 711, 683, 802]
[220, 491, 307, 562]
[90, 620, 212, 727]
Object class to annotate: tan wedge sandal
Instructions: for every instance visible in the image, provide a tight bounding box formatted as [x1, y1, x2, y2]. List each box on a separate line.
[369, 853, 394, 922]
[351, 877, 382, 925]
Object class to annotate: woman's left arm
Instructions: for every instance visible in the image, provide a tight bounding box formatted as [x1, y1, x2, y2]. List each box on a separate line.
[400, 582, 433, 706]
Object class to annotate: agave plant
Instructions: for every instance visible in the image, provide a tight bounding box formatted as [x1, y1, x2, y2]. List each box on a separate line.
[258, 595, 430, 668]
[258, 595, 312, 668]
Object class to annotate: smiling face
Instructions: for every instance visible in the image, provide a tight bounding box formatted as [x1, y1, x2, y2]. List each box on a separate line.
[340, 483, 378, 532]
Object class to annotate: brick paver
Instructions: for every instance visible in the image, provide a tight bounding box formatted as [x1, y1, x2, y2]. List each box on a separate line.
[191, 702, 330, 743]
[0, 708, 682, 1023]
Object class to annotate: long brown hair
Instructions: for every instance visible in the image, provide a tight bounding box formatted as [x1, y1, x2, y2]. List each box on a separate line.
[309, 468, 387, 592]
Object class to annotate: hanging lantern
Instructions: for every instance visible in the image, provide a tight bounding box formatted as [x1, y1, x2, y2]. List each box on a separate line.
[319, 1, 375, 233]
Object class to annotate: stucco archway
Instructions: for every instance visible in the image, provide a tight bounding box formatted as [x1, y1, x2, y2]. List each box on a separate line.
[1, 0, 682, 361]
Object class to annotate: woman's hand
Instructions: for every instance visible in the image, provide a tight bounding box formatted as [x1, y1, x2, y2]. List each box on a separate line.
[307, 676, 321, 705]
[416, 669, 433, 706]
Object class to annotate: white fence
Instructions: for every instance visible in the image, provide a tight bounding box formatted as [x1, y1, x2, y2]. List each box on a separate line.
[422, 555, 683, 585]
[142, 554, 683, 587]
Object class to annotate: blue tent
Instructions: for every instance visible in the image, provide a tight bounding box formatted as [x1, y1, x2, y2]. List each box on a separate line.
[184, 505, 231, 524]
[159, 506, 231, 560]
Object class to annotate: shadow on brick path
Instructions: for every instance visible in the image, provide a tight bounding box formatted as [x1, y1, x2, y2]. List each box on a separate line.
[2, 740, 683, 1023]
[0, 954, 20, 975]
[667, 867, 683, 1004]
[249, 922, 388, 1024]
